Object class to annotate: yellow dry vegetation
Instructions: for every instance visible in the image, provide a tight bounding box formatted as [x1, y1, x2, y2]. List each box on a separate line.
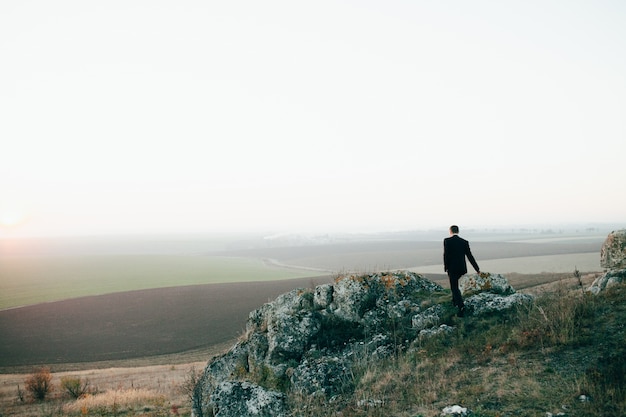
[62, 388, 165, 414]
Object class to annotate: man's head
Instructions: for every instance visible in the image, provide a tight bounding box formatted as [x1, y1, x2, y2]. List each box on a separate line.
[449, 225, 459, 235]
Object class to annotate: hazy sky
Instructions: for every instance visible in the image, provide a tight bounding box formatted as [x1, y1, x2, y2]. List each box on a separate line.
[1, 1, 625, 237]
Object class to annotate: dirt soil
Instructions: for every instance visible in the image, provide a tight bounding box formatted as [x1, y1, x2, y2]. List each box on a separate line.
[0, 276, 332, 371]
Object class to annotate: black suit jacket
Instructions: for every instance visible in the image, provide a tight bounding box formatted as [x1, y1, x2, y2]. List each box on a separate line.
[443, 234, 479, 275]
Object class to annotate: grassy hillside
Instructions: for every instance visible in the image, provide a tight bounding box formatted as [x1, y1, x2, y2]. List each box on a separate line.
[290, 273, 626, 417]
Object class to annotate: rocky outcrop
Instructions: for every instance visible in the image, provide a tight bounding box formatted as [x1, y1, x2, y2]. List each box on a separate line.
[460, 272, 514, 295]
[588, 229, 626, 294]
[600, 229, 626, 270]
[192, 271, 532, 417]
[466, 292, 533, 315]
[587, 268, 626, 295]
[460, 272, 532, 315]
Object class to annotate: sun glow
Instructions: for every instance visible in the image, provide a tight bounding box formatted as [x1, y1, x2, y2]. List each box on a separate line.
[0, 210, 27, 230]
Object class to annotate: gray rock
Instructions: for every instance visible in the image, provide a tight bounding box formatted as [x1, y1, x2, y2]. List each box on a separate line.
[587, 268, 626, 294]
[466, 292, 534, 315]
[329, 274, 373, 322]
[600, 229, 626, 270]
[441, 404, 469, 416]
[290, 355, 352, 396]
[266, 307, 319, 362]
[419, 324, 455, 339]
[460, 272, 514, 295]
[458, 272, 534, 316]
[201, 341, 250, 389]
[412, 304, 445, 331]
[314, 284, 333, 309]
[211, 381, 287, 417]
[587, 229, 626, 295]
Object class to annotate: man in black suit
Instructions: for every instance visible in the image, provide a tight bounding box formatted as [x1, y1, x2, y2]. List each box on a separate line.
[443, 225, 480, 317]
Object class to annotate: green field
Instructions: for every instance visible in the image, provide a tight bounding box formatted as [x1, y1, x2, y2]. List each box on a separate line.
[0, 255, 321, 310]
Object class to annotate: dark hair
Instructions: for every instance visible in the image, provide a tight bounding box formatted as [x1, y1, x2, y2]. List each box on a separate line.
[450, 225, 459, 234]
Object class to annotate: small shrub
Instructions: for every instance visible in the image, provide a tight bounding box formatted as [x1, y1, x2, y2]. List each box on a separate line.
[16, 384, 25, 403]
[60, 376, 91, 399]
[180, 366, 204, 414]
[25, 367, 53, 401]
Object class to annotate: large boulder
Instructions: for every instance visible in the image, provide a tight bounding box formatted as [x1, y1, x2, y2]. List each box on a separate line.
[466, 292, 534, 315]
[460, 272, 514, 295]
[600, 229, 626, 270]
[587, 230, 626, 294]
[461, 272, 533, 315]
[192, 271, 530, 417]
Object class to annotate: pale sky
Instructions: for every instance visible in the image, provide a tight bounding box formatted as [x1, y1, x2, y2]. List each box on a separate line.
[1, 1, 625, 237]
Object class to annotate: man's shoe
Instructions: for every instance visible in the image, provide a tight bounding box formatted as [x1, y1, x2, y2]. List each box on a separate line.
[457, 307, 466, 317]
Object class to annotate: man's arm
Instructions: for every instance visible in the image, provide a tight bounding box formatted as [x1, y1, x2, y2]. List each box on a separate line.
[465, 243, 480, 273]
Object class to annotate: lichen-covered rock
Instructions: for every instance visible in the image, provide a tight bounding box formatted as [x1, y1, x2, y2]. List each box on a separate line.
[328, 275, 368, 322]
[587, 229, 626, 295]
[211, 381, 287, 417]
[458, 272, 534, 316]
[412, 304, 445, 331]
[290, 355, 352, 396]
[192, 271, 528, 417]
[419, 324, 455, 339]
[266, 305, 319, 362]
[313, 284, 333, 309]
[466, 292, 534, 315]
[600, 229, 626, 270]
[460, 272, 514, 295]
[587, 268, 626, 295]
[200, 341, 250, 390]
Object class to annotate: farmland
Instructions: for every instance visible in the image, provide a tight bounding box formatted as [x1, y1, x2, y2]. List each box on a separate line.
[0, 254, 321, 310]
[0, 229, 608, 370]
[0, 269, 608, 417]
[1, 231, 604, 311]
[0, 275, 333, 370]
[0, 229, 615, 416]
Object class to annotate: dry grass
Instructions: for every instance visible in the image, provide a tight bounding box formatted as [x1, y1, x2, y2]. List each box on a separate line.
[62, 388, 165, 414]
[0, 362, 206, 416]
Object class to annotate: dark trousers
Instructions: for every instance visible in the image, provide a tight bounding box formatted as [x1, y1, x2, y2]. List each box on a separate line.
[448, 272, 464, 309]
